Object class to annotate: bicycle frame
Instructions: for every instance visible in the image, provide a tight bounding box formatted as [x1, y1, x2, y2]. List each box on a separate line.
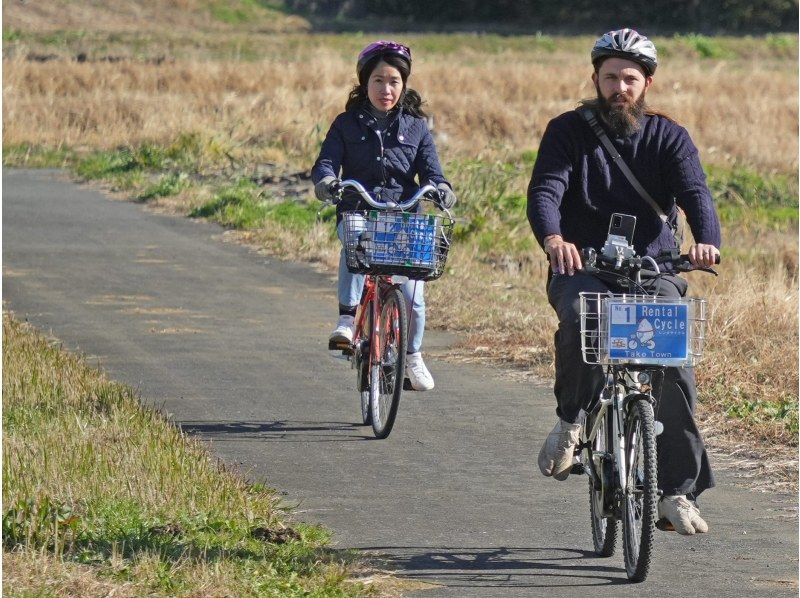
[352, 274, 395, 363]
[583, 369, 655, 513]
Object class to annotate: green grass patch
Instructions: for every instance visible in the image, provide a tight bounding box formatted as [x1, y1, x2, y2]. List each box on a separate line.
[191, 178, 335, 230]
[210, 0, 299, 25]
[717, 387, 799, 437]
[706, 165, 798, 226]
[263, 199, 336, 229]
[765, 32, 796, 51]
[72, 136, 226, 194]
[137, 172, 190, 201]
[3, 28, 23, 42]
[673, 33, 734, 59]
[520, 149, 538, 165]
[75, 144, 167, 180]
[3, 144, 74, 169]
[6, 28, 794, 63]
[446, 158, 538, 254]
[210, 3, 255, 25]
[2, 314, 363, 595]
[190, 179, 269, 228]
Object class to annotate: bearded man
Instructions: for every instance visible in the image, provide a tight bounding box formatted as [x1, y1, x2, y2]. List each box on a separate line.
[527, 29, 721, 535]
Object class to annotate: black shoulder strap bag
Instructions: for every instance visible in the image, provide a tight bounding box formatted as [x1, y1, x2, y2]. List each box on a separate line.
[578, 107, 682, 247]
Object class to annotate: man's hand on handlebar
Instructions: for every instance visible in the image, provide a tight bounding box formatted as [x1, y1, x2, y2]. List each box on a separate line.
[687, 243, 720, 268]
[544, 234, 582, 276]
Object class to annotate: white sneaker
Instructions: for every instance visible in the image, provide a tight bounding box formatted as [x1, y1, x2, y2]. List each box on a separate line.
[405, 352, 434, 391]
[537, 419, 582, 480]
[657, 495, 709, 535]
[329, 315, 355, 347]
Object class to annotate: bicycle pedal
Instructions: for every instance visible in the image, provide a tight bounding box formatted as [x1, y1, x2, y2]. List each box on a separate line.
[570, 462, 586, 475]
[328, 338, 353, 353]
[402, 377, 415, 391]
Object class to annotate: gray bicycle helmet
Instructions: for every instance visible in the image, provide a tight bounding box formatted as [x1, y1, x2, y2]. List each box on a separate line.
[591, 28, 658, 76]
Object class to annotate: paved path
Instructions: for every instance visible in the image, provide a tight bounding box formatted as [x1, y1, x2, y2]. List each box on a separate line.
[3, 169, 797, 597]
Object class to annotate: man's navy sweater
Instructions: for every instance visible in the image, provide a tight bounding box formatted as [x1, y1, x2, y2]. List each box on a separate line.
[527, 109, 721, 259]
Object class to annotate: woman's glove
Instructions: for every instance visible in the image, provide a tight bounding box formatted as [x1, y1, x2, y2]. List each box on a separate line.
[314, 176, 339, 202]
[436, 183, 457, 209]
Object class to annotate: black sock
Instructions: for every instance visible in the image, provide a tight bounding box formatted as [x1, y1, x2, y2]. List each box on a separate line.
[338, 304, 357, 317]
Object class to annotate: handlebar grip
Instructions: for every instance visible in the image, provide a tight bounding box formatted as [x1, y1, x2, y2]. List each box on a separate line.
[674, 253, 720, 274]
[678, 253, 721, 265]
[678, 253, 721, 264]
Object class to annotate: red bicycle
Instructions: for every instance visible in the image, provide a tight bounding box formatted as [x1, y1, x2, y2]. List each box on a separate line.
[332, 179, 453, 438]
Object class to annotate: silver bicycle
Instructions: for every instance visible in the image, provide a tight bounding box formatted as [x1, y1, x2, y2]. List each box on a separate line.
[575, 213, 717, 582]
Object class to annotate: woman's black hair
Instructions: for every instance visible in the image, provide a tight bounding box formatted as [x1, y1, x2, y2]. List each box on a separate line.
[345, 53, 427, 118]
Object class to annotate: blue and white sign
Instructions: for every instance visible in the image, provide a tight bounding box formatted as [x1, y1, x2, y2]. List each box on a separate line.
[607, 301, 689, 363]
[368, 213, 436, 267]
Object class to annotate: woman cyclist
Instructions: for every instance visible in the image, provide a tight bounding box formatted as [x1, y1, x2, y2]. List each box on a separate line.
[312, 40, 456, 391]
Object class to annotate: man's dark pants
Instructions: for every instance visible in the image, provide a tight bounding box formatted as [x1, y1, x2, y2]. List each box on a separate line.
[547, 271, 715, 498]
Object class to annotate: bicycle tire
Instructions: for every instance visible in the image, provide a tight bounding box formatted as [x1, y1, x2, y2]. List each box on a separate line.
[588, 409, 618, 557]
[355, 307, 372, 426]
[370, 287, 407, 438]
[360, 390, 372, 426]
[622, 398, 658, 582]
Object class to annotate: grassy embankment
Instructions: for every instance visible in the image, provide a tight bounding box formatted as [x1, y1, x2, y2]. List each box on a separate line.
[2, 314, 370, 595]
[4, 9, 797, 481]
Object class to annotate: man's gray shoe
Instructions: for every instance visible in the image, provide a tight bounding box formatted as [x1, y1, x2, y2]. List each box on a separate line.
[657, 495, 709, 535]
[537, 419, 581, 481]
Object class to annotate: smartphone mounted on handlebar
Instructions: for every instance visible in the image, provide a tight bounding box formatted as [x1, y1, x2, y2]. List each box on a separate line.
[601, 213, 637, 262]
[582, 212, 719, 281]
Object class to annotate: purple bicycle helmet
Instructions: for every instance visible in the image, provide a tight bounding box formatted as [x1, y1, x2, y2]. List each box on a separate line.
[591, 28, 658, 76]
[356, 40, 412, 78]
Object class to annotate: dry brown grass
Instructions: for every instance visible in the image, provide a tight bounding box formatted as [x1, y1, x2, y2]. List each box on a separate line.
[3, 40, 797, 174]
[2, 0, 309, 33]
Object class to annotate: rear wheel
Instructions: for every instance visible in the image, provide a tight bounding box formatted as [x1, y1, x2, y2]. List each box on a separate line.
[622, 398, 658, 582]
[370, 287, 407, 438]
[360, 390, 371, 426]
[588, 409, 618, 557]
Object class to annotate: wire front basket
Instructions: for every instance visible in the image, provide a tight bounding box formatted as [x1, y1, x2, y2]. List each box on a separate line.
[579, 293, 707, 367]
[342, 210, 454, 280]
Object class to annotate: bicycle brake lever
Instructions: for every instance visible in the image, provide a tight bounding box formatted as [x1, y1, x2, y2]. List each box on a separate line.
[675, 262, 718, 276]
[328, 181, 343, 204]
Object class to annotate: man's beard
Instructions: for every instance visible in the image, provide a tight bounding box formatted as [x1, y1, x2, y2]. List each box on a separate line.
[596, 87, 647, 137]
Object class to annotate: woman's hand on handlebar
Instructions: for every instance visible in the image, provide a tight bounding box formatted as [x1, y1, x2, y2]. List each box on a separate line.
[314, 176, 340, 203]
[687, 243, 720, 268]
[544, 234, 582, 276]
[435, 183, 457, 209]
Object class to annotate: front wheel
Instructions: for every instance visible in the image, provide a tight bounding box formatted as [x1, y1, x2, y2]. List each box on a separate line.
[622, 398, 658, 582]
[369, 287, 407, 438]
[355, 309, 372, 426]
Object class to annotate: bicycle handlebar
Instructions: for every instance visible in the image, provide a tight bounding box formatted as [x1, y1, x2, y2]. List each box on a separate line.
[333, 179, 440, 211]
[581, 247, 720, 277]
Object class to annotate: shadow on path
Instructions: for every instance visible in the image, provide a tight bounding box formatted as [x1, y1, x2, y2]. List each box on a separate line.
[363, 545, 631, 588]
[177, 419, 373, 442]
